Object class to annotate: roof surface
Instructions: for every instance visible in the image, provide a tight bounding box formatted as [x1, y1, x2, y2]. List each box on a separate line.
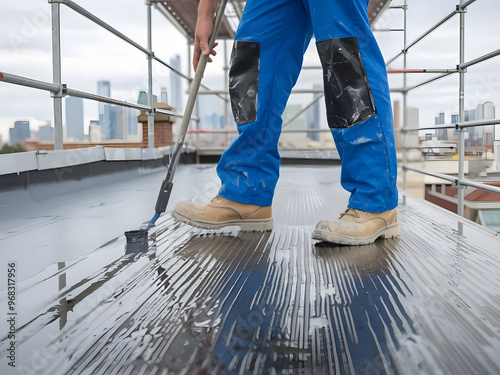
[1, 163, 499, 374]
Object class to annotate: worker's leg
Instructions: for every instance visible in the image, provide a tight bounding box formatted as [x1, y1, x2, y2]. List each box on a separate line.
[305, 0, 398, 213]
[307, 0, 399, 245]
[172, 0, 312, 231]
[216, 0, 313, 207]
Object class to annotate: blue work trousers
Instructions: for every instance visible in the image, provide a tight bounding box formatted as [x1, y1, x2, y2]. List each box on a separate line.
[217, 0, 398, 213]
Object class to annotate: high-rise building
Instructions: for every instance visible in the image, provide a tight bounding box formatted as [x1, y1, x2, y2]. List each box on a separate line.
[128, 108, 137, 136]
[405, 108, 419, 148]
[482, 102, 495, 145]
[65, 96, 84, 140]
[37, 122, 54, 141]
[111, 106, 128, 140]
[465, 109, 475, 122]
[483, 102, 495, 120]
[9, 120, 30, 144]
[170, 55, 182, 113]
[435, 112, 445, 125]
[97, 81, 112, 139]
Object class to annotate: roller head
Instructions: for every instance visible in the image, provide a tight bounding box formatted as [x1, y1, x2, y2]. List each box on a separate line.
[124, 229, 149, 254]
[125, 229, 148, 244]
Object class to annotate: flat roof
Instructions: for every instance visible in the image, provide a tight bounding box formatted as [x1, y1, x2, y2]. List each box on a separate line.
[1, 163, 499, 374]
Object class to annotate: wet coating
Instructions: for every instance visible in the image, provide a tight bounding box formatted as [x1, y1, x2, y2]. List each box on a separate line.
[317, 37, 377, 128]
[228, 41, 260, 125]
[1, 165, 499, 374]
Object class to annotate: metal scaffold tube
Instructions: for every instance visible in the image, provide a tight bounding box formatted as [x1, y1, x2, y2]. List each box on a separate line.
[402, 0, 408, 204]
[457, 2, 466, 220]
[51, 1, 64, 150]
[0, 71, 60, 93]
[147, 1, 155, 149]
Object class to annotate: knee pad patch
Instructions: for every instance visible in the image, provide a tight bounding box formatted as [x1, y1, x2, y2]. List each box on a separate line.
[229, 41, 260, 125]
[317, 37, 376, 128]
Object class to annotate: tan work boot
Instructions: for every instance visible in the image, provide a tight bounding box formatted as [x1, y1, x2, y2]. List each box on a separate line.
[172, 196, 273, 231]
[312, 207, 399, 245]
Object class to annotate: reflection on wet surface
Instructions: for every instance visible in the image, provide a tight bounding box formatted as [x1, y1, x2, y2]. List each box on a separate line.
[1, 165, 499, 374]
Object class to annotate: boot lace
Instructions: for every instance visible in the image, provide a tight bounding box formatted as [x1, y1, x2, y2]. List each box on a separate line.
[339, 207, 366, 220]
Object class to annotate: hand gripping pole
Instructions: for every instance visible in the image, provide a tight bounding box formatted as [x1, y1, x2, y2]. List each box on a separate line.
[144, 0, 229, 229]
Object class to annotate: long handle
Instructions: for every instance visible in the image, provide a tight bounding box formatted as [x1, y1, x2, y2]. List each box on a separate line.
[150, 0, 229, 225]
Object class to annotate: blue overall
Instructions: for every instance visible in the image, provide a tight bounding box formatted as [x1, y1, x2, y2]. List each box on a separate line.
[217, 0, 398, 213]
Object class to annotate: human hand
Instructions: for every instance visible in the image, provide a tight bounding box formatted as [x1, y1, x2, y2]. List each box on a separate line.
[193, 15, 218, 72]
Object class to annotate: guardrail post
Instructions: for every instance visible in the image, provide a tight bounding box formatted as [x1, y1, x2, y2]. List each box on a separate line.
[50, 0, 64, 150]
[401, 0, 408, 205]
[147, 0, 155, 149]
[457, 2, 467, 221]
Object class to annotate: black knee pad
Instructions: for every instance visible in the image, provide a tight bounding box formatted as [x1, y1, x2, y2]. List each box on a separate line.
[316, 37, 377, 128]
[229, 41, 260, 125]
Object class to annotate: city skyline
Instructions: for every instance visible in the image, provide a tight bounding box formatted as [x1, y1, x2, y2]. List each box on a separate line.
[0, 0, 499, 145]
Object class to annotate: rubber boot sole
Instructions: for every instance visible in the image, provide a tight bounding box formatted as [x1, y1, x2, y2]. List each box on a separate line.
[171, 210, 273, 232]
[312, 223, 400, 246]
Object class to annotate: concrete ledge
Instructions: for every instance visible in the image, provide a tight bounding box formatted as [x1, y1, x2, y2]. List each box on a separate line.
[0, 145, 195, 176]
[36, 147, 106, 170]
[0, 151, 38, 175]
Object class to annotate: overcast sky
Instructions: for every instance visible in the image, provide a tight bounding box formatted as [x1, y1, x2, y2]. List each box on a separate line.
[0, 0, 499, 143]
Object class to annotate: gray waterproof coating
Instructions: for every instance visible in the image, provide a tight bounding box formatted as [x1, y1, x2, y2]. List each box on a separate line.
[317, 37, 376, 128]
[229, 41, 260, 125]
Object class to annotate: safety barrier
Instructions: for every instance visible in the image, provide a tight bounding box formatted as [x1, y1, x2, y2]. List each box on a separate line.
[385, 0, 500, 224]
[0, 0, 228, 150]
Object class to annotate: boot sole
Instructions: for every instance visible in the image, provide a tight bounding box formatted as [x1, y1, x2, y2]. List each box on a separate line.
[171, 210, 273, 232]
[312, 223, 400, 246]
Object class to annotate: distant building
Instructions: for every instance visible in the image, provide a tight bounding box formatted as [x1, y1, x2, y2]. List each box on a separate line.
[161, 87, 168, 104]
[437, 113, 452, 140]
[111, 106, 130, 140]
[170, 55, 182, 112]
[97, 81, 112, 139]
[65, 96, 84, 140]
[37, 123, 54, 141]
[481, 102, 495, 147]
[9, 120, 30, 144]
[128, 108, 138, 136]
[435, 112, 445, 125]
[405, 107, 419, 148]
[465, 109, 475, 122]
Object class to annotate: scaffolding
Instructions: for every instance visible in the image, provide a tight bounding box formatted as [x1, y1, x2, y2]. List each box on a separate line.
[0, 0, 238, 150]
[385, 0, 500, 226]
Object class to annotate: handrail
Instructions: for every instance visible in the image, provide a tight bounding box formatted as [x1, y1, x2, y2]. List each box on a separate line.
[404, 165, 500, 196]
[459, 49, 500, 69]
[393, 0, 500, 233]
[1, 0, 221, 150]
[0, 71, 191, 119]
[56, 0, 150, 55]
[401, 118, 500, 132]
[385, 9, 457, 66]
[0, 71, 60, 93]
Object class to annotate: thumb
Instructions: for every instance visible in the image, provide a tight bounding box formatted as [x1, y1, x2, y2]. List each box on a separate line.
[200, 40, 210, 56]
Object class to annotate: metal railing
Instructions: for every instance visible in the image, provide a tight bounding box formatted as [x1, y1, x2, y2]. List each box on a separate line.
[385, 0, 500, 225]
[0, 0, 228, 150]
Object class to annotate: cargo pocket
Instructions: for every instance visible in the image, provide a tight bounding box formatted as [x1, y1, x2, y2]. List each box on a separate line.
[229, 41, 260, 125]
[316, 37, 376, 128]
